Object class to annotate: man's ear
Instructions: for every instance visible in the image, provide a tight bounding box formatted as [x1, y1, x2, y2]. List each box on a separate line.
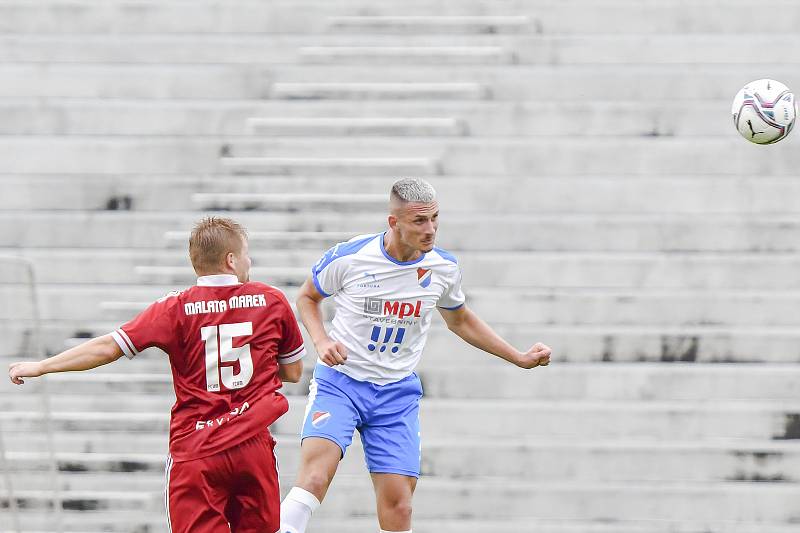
[225, 251, 236, 270]
[387, 214, 398, 230]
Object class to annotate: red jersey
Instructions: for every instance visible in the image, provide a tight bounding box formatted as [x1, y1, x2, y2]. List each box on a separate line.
[110, 274, 305, 462]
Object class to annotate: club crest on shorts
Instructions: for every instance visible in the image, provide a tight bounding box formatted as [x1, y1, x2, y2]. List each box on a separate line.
[311, 411, 331, 428]
[417, 268, 432, 288]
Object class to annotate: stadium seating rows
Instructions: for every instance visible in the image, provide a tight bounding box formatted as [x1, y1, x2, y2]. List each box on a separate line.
[1, 1, 800, 531]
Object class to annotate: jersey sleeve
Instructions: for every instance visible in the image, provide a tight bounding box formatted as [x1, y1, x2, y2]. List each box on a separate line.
[311, 243, 348, 298]
[437, 266, 466, 310]
[111, 291, 181, 359]
[275, 292, 307, 364]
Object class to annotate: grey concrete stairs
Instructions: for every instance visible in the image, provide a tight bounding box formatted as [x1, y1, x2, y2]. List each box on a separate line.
[2, 0, 800, 532]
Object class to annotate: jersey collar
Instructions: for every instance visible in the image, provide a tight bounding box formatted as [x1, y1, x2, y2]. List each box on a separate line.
[196, 274, 241, 287]
[380, 232, 427, 266]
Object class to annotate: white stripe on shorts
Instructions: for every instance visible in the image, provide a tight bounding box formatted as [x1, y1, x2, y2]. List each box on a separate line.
[164, 454, 174, 533]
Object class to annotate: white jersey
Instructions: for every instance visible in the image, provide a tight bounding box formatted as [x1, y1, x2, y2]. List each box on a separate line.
[311, 232, 465, 385]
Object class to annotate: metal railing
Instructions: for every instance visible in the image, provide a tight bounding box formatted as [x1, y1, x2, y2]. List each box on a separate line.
[0, 256, 63, 532]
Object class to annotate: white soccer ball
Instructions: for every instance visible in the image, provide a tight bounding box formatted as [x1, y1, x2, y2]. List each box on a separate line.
[731, 79, 796, 144]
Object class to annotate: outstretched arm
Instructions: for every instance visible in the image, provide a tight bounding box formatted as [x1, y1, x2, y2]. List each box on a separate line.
[438, 305, 551, 369]
[9, 334, 124, 385]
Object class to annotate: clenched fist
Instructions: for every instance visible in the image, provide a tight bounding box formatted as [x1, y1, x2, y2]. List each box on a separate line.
[315, 338, 348, 366]
[514, 343, 552, 369]
[8, 361, 43, 385]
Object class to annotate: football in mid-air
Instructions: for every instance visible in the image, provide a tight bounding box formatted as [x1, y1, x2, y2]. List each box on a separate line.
[731, 79, 796, 144]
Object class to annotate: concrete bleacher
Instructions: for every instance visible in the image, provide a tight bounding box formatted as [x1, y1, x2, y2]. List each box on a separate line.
[2, 0, 800, 532]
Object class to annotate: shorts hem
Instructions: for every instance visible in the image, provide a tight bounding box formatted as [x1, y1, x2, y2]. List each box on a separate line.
[367, 467, 420, 478]
[301, 434, 347, 458]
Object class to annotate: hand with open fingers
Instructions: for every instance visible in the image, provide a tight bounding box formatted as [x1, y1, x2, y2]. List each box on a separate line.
[515, 342, 552, 369]
[315, 338, 348, 366]
[8, 361, 43, 385]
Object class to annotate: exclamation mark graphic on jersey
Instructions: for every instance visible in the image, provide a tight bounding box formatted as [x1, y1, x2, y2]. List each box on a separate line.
[392, 328, 405, 354]
[379, 328, 395, 353]
[368, 326, 380, 351]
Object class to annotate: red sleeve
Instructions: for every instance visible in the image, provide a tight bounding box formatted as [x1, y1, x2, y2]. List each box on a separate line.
[275, 291, 306, 365]
[111, 292, 181, 359]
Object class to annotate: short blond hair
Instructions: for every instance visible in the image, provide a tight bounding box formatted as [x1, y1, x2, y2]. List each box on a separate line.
[189, 217, 248, 274]
[390, 178, 436, 204]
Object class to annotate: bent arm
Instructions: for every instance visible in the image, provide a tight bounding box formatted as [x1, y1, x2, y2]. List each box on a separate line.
[296, 277, 347, 366]
[9, 334, 124, 384]
[438, 305, 551, 369]
[296, 277, 330, 347]
[438, 305, 521, 364]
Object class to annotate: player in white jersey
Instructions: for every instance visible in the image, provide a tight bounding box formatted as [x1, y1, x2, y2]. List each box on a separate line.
[280, 178, 552, 533]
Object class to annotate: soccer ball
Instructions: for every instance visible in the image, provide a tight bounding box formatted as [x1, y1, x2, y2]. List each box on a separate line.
[731, 79, 796, 144]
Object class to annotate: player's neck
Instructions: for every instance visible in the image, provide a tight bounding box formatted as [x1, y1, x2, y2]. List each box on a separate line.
[383, 231, 422, 263]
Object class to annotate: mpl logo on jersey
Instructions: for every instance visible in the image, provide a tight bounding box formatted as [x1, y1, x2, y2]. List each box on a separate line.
[364, 297, 422, 319]
[311, 411, 331, 428]
[417, 268, 432, 288]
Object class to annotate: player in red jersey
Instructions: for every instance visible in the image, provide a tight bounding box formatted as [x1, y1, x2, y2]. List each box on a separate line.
[9, 217, 305, 533]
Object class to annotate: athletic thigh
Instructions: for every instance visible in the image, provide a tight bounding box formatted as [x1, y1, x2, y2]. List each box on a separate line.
[301, 367, 363, 456]
[166, 455, 230, 533]
[226, 432, 281, 533]
[360, 374, 423, 477]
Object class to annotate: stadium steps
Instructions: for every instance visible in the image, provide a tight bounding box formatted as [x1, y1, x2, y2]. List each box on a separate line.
[247, 116, 467, 136]
[322, 5, 800, 35]
[7, 211, 800, 252]
[2, 1, 799, 532]
[220, 136, 800, 176]
[220, 155, 440, 176]
[298, 45, 515, 65]
[1, 136, 799, 176]
[328, 15, 532, 35]
[6, 321, 800, 363]
[5, 436, 800, 483]
[134, 265, 308, 285]
[6, 518, 800, 533]
[0, 98, 751, 137]
[9, 248, 800, 290]
[0, 64, 264, 99]
[2, 1, 799, 35]
[4, 34, 798, 66]
[7, 174, 800, 214]
[270, 81, 490, 100]
[0, 64, 798, 101]
[5, 363, 800, 401]
[5, 519, 800, 533]
[9, 283, 800, 326]
[3, 479, 800, 521]
[3, 397, 800, 441]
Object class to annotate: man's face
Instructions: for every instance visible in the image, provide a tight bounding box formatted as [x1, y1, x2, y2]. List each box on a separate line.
[394, 201, 439, 253]
[232, 238, 252, 283]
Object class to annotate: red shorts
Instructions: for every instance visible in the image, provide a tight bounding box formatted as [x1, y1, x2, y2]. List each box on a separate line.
[165, 431, 280, 533]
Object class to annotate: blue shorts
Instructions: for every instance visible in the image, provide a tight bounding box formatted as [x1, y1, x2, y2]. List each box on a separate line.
[301, 364, 423, 478]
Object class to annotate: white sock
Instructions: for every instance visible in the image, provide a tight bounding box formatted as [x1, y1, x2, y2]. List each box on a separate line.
[380, 530, 412, 533]
[280, 487, 320, 533]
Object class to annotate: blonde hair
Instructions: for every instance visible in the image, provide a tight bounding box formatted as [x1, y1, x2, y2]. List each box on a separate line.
[391, 177, 436, 204]
[188, 217, 248, 274]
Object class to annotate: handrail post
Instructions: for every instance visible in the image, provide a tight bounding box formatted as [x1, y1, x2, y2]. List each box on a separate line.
[0, 256, 63, 532]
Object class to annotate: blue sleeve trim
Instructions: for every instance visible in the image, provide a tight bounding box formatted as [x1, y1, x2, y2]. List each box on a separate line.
[438, 303, 465, 311]
[311, 268, 332, 298]
[434, 246, 458, 264]
[312, 234, 379, 276]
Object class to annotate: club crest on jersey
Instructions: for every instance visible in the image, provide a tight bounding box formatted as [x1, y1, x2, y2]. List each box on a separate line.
[311, 411, 331, 428]
[417, 268, 432, 288]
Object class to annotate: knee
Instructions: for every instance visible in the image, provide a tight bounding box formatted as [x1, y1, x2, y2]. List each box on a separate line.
[382, 496, 413, 522]
[298, 468, 334, 496]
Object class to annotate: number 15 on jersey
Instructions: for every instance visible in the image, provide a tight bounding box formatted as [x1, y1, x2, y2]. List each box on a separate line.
[201, 322, 254, 392]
